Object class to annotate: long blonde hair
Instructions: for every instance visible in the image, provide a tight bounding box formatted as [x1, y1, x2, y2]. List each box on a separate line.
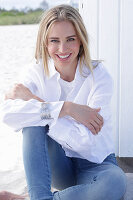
[35, 4, 94, 76]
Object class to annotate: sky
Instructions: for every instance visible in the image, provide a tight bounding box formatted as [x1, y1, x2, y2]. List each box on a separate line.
[0, 0, 79, 10]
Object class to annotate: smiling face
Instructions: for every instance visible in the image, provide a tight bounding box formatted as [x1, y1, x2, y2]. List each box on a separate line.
[47, 20, 81, 72]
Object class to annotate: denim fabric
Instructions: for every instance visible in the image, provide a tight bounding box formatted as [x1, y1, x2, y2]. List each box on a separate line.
[22, 126, 127, 200]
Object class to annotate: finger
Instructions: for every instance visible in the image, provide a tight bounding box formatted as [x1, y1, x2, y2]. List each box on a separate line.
[90, 121, 100, 134]
[4, 94, 13, 100]
[96, 113, 103, 122]
[94, 117, 103, 126]
[91, 107, 101, 112]
[87, 124, 97, 135]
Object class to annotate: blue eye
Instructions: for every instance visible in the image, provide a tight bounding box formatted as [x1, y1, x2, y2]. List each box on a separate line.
[67, 38, 75, 42]
[50, 40, 59, 43]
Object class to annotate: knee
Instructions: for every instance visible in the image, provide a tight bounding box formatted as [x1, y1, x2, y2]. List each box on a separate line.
[22, 126, 50, 157]
[109, 166, 126, 187]
[22, 126, 49, 148]
[104, 166, 127, 199]
[22, 125, 49, 136]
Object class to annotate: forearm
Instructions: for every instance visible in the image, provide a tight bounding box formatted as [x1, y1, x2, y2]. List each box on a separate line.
[59, 101, 85, 120]
[59, 101, 88, 119]
[59, 101, 73, 118]
[1, 98, 64, 131]
[59, 101, 103, 135]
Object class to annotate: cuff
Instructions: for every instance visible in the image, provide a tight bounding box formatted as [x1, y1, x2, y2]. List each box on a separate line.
[40, 101, 64, 127]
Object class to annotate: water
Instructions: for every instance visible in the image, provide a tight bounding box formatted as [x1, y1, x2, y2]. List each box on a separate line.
[0, 24, 39, 193]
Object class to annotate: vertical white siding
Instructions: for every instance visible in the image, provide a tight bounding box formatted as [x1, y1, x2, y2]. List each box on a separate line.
[79, 0, 133, 156]
[119, 0, 133, 156]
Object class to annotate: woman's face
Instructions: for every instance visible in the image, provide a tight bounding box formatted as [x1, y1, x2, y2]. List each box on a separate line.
[47, 20, 80, 70]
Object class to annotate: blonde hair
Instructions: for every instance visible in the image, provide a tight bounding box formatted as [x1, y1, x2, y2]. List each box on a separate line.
[35, 4, 94, 76]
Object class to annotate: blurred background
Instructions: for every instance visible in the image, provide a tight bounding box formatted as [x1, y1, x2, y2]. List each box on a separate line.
[0, 0, 78, 25]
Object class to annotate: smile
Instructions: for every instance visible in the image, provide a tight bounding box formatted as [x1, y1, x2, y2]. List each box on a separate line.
[56, 54, 71, 60]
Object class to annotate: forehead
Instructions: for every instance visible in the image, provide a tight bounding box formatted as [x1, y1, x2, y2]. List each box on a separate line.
[48, 21, 77, 37]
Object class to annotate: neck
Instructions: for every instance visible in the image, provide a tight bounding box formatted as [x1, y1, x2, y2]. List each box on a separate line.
[55, 59, 78, 82]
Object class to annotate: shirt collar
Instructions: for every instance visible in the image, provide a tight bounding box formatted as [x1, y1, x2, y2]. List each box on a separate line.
[47, 58, 81, 81]
[47, 59, 59, 79]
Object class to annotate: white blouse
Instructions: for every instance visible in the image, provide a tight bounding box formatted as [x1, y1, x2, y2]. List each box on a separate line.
[59, 78, 75, 101]
[0, 59, 115, 163]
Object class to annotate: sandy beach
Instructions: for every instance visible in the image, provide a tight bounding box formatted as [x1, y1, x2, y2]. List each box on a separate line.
[0, 24, 39, 195]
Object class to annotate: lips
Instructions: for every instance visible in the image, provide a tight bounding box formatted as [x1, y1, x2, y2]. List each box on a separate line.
[56, 53, 71, 60]
[58, 54, 70, 58]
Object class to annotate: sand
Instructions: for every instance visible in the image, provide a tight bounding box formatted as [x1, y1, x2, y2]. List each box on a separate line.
[0, 24, 39, 196]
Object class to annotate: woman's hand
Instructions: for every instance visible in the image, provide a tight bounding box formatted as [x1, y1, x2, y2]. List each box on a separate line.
[60, 102, 103, 135]
[5, 83, 35, 101]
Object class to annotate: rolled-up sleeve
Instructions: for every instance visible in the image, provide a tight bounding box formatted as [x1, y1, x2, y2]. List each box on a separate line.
[0, 62, 64, 132]
[0, 99, 64, 132]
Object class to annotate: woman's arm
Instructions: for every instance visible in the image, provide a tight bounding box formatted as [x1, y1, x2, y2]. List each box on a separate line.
[5, 83, 44, 102]
[59, 102, 103, 135]
[1, 84, 64, 131]
[4, 83, 103, 134]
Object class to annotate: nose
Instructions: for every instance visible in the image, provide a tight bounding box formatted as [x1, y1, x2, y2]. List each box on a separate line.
[59, 42, 68, 53]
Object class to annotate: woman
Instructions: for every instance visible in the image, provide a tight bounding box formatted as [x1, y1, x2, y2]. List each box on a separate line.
[1, 4, 126, 200]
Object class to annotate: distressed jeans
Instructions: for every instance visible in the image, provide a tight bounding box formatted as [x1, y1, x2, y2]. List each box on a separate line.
[22, 126, 127, 200]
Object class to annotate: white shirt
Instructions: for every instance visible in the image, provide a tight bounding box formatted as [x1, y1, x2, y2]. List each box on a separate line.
[59, 78, 75, 101]
[0, 59, 115, 163]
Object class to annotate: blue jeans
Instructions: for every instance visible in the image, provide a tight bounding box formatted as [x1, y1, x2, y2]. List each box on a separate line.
[22, 126, 126, 200]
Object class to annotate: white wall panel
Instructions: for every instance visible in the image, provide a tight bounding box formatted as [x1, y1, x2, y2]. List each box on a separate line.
[79, 0, 133, 156]
[79, 0, 98, 58]
[98, 0, 120, 155]
[119, 0, 133, 156]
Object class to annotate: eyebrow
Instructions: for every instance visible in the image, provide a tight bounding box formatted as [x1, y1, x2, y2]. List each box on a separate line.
[48, 35, 77, 39]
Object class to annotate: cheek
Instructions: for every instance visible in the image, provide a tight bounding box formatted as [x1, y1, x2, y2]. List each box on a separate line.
[47, 45, 56, 57]
[71, 43, 80, 53]
[69, 40, 80, 50]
